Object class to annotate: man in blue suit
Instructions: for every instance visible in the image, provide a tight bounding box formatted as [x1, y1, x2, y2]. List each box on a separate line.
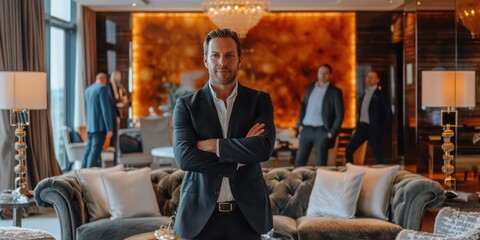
[82, 73, 114, 168]
[346, 71, 392, 164]
[173, 29, 275, 240]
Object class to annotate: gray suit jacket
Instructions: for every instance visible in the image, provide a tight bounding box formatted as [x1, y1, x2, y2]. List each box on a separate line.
[297, 83, 344, 148]
[172, 83, 275, 238]
[84, 83, 114, 133]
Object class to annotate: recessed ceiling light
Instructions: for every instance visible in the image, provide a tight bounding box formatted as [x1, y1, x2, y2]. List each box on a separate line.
[132, 2, 137, 7]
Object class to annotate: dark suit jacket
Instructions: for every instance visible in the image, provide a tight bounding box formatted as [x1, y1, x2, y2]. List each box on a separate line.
[297, 83, 344, 148]
[358, 87, 392, 131]
[84, 83, 114, 133]
[172, 83, 275, 238]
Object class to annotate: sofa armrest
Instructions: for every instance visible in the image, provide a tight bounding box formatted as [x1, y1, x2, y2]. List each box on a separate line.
[395, 229, 447, 240]
[34, 172, 88, 240]
[389, 171, 445, 230]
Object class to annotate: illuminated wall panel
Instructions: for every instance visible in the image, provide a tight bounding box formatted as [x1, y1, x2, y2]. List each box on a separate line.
[132, 12, 356, 128]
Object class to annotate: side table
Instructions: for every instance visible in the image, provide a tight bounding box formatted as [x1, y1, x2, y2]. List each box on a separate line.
[442, 191, 480, 210]
[0, 198, 36, 227]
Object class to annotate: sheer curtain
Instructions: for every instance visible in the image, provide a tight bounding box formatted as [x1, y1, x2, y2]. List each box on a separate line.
[75, 6, 97, 140]
[0, 0, 61, 193]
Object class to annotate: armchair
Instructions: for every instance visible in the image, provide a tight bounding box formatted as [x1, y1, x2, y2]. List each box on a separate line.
[396, 207, 480, 240]
[116, 128, 153, 168]
[62, 126, 84, 170]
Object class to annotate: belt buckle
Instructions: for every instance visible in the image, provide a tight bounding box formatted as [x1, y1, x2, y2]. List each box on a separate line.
[218, 202, 234, 212]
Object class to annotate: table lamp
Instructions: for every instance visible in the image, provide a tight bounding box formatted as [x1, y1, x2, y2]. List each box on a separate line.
[0, 71, 47, 197]
[421, 70, 476, 191]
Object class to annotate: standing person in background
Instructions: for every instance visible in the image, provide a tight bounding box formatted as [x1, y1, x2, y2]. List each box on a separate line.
[82, 73, 114, 168]
[173, 28, 275, 240]
[346, 71, 392, 164]
[108, 71, 122, 165]
[294, 64, 344, 167]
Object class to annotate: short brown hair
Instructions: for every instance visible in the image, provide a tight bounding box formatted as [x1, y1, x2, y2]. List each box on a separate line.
[203, 28, 242, 57]
[319, 64, 333, 74]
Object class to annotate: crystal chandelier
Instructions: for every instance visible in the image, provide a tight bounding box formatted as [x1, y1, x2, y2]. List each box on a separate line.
[204, 0, 270, 38]
[457, 0, 480, 39]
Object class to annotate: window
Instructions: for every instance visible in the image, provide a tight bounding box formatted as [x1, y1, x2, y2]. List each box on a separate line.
[45, 0, 76, 171]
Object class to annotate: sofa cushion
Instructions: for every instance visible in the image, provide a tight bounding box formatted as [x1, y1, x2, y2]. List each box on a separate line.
[265, 167, 316, 219]
[76, 216, 170, 240]
[296, 216, 403, 240]
[75, 165, 125, 221]
[347, 164, 400, 220]
[273, 215, 297, 238]
[101, 168, 160, 219]
[306, 167, 365, 218]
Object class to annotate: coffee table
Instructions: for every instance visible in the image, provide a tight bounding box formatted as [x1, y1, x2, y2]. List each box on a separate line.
[125, 231, 293, 240]
[124, 232, 157, 240]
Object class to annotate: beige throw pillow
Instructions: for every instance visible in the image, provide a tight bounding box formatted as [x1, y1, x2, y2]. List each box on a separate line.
[306, 167, 365, 218]
[75, 164, 125, 221]
[101, 168, 160, 219]
[346, 163, 400, 220]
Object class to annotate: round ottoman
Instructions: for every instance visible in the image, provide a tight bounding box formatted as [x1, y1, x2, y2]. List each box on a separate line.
[0, 227, 55, 240]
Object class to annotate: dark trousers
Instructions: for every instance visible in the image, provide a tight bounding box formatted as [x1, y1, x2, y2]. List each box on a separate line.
[183, 202, 261, 240]
[346, 122, 383, 164]
[295, 126, 329, 167]
[82, 132, 106, 168]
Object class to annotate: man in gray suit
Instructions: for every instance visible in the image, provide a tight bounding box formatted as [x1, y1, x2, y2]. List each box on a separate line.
[295, 64, 344, 167]
[82, 73, 114, 168]
[173, 29, 275, 240]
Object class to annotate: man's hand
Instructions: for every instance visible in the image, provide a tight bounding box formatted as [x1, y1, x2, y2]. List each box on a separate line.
[106, 131, 113, 138]
[327, 132, 333, 139]
[298, 126, 304, 133]
[238, 123, 266, 168]
[197, 139, 217, 153]
[246, 123, 265, 137]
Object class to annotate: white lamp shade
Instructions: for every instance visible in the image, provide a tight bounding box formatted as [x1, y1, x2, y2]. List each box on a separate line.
[421, 71, 476, 108]
[0, 71, 47, 109]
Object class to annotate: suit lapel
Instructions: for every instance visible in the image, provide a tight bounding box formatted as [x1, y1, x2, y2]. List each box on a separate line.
[227, 84, 247, 138]
[200, 84, 224, 138]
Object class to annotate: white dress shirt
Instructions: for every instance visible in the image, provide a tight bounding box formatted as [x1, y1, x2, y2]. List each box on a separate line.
[208, 80, 238, 202]
[302, 83, 329, 127]
[359, 85, 378, 124]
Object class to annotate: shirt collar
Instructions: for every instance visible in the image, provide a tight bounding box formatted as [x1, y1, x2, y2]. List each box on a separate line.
[208, 80, 238, 100]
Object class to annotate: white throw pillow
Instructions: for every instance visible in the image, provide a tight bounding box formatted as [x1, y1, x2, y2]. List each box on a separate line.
[101, 168, 160, 219]
[346, 163, 400, 220]
[306, 167, 365, 218]
[75, 165, 125, 221]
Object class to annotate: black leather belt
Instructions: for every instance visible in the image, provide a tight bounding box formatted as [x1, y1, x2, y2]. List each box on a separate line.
[217, 201, 235, 212]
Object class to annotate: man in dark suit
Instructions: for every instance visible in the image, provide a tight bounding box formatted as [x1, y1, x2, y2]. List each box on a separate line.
[173, 29, 275, 240]
[295, 64, 344, 167]
[346, 71, 392, 164]
[82, 73, 114, 168]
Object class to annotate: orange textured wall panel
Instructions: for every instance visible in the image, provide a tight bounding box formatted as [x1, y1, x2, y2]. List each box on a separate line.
[132, 12, 356, 128]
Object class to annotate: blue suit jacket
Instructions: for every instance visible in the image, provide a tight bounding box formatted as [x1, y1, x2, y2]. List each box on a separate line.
[172, 83, 275, 238]
[84, 83, 114, 133]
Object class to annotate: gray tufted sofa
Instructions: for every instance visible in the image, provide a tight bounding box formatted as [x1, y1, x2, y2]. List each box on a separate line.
[34, 166, 444, 240]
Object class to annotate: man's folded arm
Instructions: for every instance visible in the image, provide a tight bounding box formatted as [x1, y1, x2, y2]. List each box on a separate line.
[173, 98, 237, 177]
[218, 92, 276, 164]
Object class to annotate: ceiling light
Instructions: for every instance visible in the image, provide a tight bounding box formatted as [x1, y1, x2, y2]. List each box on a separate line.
[457, 0, 480, 39]
[203, 0, 270, 38]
